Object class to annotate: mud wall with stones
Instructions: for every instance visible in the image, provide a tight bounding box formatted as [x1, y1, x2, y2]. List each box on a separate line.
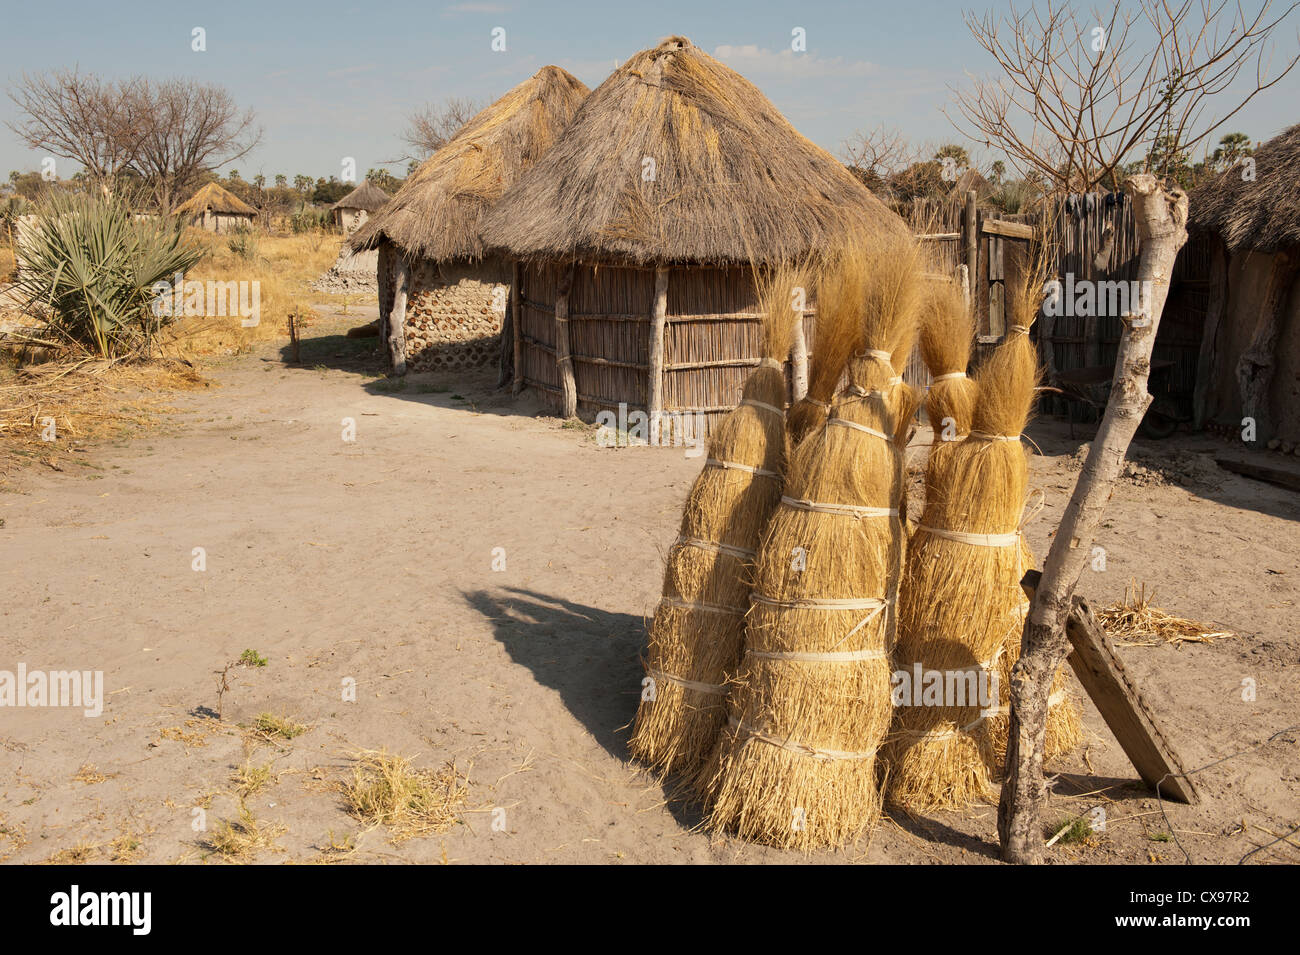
[403, 255, 511, 372]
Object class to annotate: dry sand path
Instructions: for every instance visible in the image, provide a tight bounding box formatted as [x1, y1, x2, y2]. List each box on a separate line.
[1, 321, 1297, 864]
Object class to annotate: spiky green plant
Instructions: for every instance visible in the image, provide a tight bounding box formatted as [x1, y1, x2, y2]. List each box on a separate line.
[13, 192, 203, 358]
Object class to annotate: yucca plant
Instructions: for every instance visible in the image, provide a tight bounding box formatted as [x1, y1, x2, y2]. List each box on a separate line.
[13, 191, 203, 358]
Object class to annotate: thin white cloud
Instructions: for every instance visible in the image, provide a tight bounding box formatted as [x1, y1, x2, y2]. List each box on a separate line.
[327, 64, 378, 78]
[712, 44, 880, 79]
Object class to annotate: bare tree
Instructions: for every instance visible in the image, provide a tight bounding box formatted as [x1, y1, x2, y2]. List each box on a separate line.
[129, 78, 261, 213]
[841, 124, 912, 180]
[6, 69, 145, 193]
[949, 0, 1298, 864]
[950, 1, 1298, 193]
[400, 96, 484, 159]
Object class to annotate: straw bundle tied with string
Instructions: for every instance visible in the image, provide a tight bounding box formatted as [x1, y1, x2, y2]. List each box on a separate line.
[700, 239, 921, 849]
[886, 264, 1045, 811]
[786, 258, 866, 447]
[628, 264, 804, 777]
[973, 274, 1082, 770]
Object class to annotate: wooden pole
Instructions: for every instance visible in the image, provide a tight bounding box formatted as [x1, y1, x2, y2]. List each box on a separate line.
[647, 267, 670, 433]
[790, 310, 809, 401]
[388, 254, 410, 376]
[554, 264, 577, 418]
[964, 189, 978, 311]
[511, 261, 524, 395]
[999, 175, 1188, 864]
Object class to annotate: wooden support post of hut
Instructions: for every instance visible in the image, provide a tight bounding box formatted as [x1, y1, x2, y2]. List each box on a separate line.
[647, 267, 670, 433]
[389, 255, 410, 376]
[511, 262, 525, 395]
[554, 265, 577, 417]
[964, 189, 978, 310]
[790, 312, 809, 401]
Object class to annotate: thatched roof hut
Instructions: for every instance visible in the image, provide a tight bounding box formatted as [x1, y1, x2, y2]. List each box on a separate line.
[176, 182, 258, 234]
[480, 36, 907, 434]
[331, 179, 390, 234]
[351, 65, 589, 375]
[1188, 124, 1300, 446]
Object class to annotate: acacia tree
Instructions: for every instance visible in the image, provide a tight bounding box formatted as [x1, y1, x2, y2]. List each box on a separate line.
[950, 0, 1298, 864]
[6, 70, 146, 193]
[129, 78, 261, 213]
[400, 96, 484, 159]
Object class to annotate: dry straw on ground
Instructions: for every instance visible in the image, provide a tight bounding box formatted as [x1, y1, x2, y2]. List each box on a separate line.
[341, 749, 468, 843]
[700, 238, 920, 849]
[1099, 582, 1234, 646]
[629, 264, 803, 777]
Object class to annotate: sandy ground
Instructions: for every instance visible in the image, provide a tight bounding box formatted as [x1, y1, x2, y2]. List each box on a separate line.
[1, 309, 1297, 865]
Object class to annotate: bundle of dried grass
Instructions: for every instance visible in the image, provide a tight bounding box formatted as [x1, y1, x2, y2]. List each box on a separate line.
[886, 281, 1029, 811]
[628, 265, 803, 777]
[700, 238, 920, 849]
[786, 255, 866, 445]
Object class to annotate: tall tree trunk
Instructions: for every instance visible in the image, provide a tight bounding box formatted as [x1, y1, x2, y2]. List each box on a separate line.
[998, 175, 1189, 863]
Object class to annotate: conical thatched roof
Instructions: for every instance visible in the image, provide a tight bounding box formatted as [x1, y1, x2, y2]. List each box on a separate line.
[480, 36, 906, 267]
[176, 181, 257, 217]
[350, 65, 589, 259]
[1191, 124, 1300, 254]
[332, 179, 391, 212]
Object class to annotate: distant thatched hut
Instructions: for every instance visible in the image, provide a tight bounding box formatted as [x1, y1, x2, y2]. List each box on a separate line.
[331, 180, 390, 235]
[1190, 124, 1300, 446]
[176, 182, 257, 234]
[350, 66, 589, 374]
[480, 36, 907, 434]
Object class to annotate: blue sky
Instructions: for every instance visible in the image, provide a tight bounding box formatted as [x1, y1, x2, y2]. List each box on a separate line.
[3, 0, 1297, 180]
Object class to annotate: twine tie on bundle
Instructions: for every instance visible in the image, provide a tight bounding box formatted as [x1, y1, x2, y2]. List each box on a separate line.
[674, 537, 756, 560]
[828, 417, 892, 443]
[729, 717, 878, 762]
[933, 372, 967, 382]
[648, 668, 727, 696]
[740, 398, 784, 417]
[705, 457, 778, 479]
[780, 496, 898, 520]
[750, 593, 891, 644]
[659, 595, 746, 615]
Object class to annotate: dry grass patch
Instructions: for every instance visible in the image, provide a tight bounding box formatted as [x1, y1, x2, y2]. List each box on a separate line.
[342, 749, 468, 843]
[205, 802, 286, 862]
[249, 712, 309, 743]
[43, 834, 143, 864]
[72, 763, 116, 785]
[232, 760, 274, 797]
[1099, 582, 1235, 646]
[0, 357, 208, 482]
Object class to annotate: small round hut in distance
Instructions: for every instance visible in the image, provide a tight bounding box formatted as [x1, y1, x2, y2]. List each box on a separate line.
[176, 182, 258, 234]
[331, 179, 391, 235]
[480, 35, 907, 436]
[350, 66, 589, 375]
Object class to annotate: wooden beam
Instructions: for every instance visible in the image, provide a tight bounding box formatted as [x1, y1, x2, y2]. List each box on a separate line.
[511, 261, 524, 395]
[982, 218, 1036, 240]
[388, 254, 410, 376]
[964, 191, 978, 310]
[1020, 569, 1199, 804]
[647, 267, 669, 432]
[554, 265, 577, 418]
[1216, 457, 1300, 493]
